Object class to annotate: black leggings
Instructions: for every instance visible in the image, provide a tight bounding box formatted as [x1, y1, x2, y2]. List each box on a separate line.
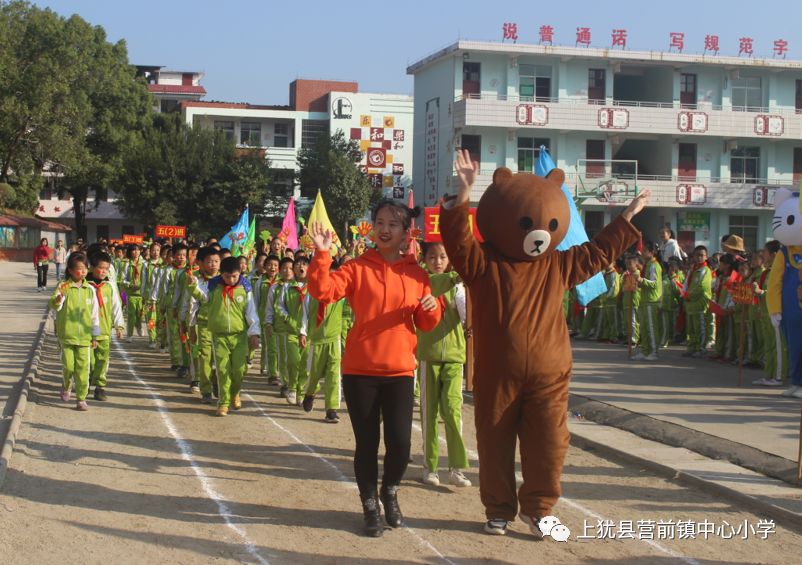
[37, 264, 49, 288]
[342, 374, 414, 497]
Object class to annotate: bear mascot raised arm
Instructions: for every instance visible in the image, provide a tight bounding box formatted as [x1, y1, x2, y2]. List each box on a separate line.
[766, 188, 802, 398]
[439, 150, 647, 537]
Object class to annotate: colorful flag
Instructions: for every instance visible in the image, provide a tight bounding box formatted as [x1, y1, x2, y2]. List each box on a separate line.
[536, 147, 607, 306]
[280, 199, 299, 250]
[307, 190, 340, 253]
[403, 187, 421, 257]
[220, 206, 250, 257]
[241, 217, 256, 257]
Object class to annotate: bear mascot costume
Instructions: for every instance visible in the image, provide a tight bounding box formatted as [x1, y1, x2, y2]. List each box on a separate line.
[439, 150, 647, 537]
[767, 187, 802, 398]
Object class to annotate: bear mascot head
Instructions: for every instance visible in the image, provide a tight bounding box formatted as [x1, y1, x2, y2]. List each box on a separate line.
[476, 167, 570, 262]
[772, 188, 802, 246]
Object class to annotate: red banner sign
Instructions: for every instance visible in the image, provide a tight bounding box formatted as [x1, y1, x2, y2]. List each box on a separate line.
[423, 207, 483, 243]
[122, 234, 145, 244]
[155, 225, 187, 238]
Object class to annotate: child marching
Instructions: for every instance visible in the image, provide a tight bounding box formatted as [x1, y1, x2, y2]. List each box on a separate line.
[86, 251, 125, 401]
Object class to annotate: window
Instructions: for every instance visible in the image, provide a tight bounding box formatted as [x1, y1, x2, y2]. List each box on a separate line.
[18, 227, 40, 248]
[588, 69, 606, 103]
[460, 134, 481, 165]
[463, 62, 481, 96]
[729, 215, 759, 252]
[680, 74, 697, 106]
[731, 77, 762, 111]
[274, 123, 289, 148]
[301, 120, 328, 148]
[517, 137, 550, 172]
[730, 147, 760, 183]
[240, 122, 262, 146]
[519, 65, 552, 101]
[182, 73, 193, 86]
[39, 184, 53, 200]
[160, 99, 180, 113]
[796, 80, 802, 113]
[214, 121, 235, 141]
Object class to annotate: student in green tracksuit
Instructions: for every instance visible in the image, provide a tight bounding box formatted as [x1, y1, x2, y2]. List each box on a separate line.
[416, 242, 471, 489]
[744, 255, 765, 367]
[265, 258, 294, 395]
[255, 255, 281, 379]
[711, 254, 738, 362]
[301, 285, 344, 423]
[682, 246, 713, 358]
[186, 247, 222, 403]
[597, 264, 620, 342]
[621, 256, 642, 351]
[142, 242, 162, 348]
[149, 245, 172, 352]
[752, 240, 788, 386]
[660, 259, 684, 348]
[634, 243, 663, 360]
[196, 256, 260, 416]
[276, 256, 310, 405]
[164, 244, 189, 373]
[50, 253, 101, 412]
[87, 251, 124, 401]
[578, 296, 601, 339]
[123, 245, 146, 340]
[172, 245, 198, 379]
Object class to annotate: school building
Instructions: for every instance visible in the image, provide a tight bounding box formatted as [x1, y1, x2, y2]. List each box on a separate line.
[181, 79, 414, 215]
[407, 40, 802, 253]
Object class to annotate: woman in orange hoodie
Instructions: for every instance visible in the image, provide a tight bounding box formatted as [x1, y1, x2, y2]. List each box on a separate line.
[308, 200, 441, 538]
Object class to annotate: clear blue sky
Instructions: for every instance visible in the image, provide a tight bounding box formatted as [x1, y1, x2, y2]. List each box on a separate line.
[34, 0, 802, 104]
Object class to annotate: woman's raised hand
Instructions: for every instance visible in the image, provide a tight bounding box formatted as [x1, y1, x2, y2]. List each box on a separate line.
[310, 222, 333, 252]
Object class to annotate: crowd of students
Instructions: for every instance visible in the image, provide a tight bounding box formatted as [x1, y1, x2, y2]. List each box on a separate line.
[44, 199, 474, 537]
[567, 232, 796, 396]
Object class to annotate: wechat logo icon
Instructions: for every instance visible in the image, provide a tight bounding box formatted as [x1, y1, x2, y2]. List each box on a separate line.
[540, 515, 571, 542]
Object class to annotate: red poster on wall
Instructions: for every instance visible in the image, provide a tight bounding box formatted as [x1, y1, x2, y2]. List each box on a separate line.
[423, 207, 483, 243]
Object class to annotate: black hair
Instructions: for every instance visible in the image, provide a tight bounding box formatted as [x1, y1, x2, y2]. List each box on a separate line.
[205, 237, 218, 245]
[721, 234, 731, 244]
[255, 252, 268, 261]
[643, 240, 660, 255]
[126, 244, 141, 259]
[197, 247, 221, 263]
[693, 245, 708, 254]
[719, 253, 736, 267]
[279, 257, 294, 269]
[188, 242, 200, 251]
[91, 251, 112, 267]
[371, 198, 421, 231]
[173, 243, 188, 253]
[265, 254, 280, 264]
[220, 256, 241, 274]
[765, 240, 781, 254]
[149, 241, 161, 250]
[293, 256, 310, 267]
[66, 252, 89, 278]
[210, 243, 222, 251]
[422, 241, 446, 257]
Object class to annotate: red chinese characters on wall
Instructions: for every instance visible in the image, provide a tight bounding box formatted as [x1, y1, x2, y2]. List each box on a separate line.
[539, 25, 554, 45]
[611, 29, 627, 49]
[704, 34, 720, 54]
[576, 27, 591, 47]
[774, 39, 789, 58]
[739, 37, 754, 56]
[669, 32, 685, 52]
[502, 22, 518, 42]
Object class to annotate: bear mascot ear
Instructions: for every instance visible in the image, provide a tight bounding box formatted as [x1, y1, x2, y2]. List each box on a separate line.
[493, 167, 514, 185]
[546, 168, 565, 187]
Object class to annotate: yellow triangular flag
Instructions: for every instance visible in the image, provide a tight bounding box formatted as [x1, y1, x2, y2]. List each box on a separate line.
[307, 190, 340, 253]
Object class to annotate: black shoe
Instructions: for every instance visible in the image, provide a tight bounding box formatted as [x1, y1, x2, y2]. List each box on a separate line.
[279, 385, 288, 398]
[93, 387, 107, 402]
[170, 365, 179, 371]
[380, 485, 403, 528]
[325, 409, 339, 423]
[302, 395, 315, 413]
[201, 393, 213, 404]
[212, 380, 219, 398]
[361, 493, 383, 537]
[268, 376, 279, 386]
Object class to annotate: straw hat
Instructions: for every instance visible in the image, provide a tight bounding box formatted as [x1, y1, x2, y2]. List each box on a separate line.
[722, 234, 745, 253]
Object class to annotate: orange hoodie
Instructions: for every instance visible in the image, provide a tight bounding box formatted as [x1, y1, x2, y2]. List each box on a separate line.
[308, 249, 441, 377]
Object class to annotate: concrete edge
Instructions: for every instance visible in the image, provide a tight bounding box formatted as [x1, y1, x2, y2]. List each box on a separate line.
[568, 394, 801, 486]
[0, 308, 49, 489]
[570, 431, 802, 534]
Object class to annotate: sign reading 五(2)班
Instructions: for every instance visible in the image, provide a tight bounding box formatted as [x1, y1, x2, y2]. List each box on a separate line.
[155, 225, 187, 238]
[423, 207, 484, 243]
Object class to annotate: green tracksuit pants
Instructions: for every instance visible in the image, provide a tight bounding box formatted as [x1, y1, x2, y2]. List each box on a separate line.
[260, 330, 279, 376]
[126, 295, 143, 337]
[62, 343, 91, 401]
[686, 310, 710, 353]
[168, 310, 189, 367]
[194, 325, 216, 395]
[580, 308, 600, 338]
[659, 308, 678, 348]
[419, 361, 469, 472]
[213, 333, 249, 408]
[144, 301, 158, 343]
[304, 340, 342, 409]
[90, 338, 111, 388]
[623, 301, 639, 345]
[598, 304, 619, 341]
[157, 307, 168, 348]
[761, 315, 788, 381]
[638, 302, 660, 356]
[714, 314, 736, 359]
[277, 333, 308, 394]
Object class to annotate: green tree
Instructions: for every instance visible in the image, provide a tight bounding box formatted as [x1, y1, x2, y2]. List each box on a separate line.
[116, 113, 273, 240]
[297, 130, 374, 237]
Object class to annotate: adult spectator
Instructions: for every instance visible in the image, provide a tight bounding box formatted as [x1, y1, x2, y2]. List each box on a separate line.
[658, 228, 684, 263]
[54, 240, 67, 281]
[33, 238, 52, 291]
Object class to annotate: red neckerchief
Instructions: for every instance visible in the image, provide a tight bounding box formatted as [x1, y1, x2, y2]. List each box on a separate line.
[293, 283, 307, 301]
[222, 284, 237, 303]
[88, 280, 106, 310]
[132, 259, 141, 283]
[316, 302, 327, 326]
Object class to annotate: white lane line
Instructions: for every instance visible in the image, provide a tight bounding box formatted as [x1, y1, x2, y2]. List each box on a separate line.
[115, 343, 270, 565]
[413, 421, 701, 565]
[245, 393, 457, 565]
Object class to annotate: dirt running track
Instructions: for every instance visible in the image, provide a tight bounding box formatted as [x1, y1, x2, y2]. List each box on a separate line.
[1, 333, 802, 564]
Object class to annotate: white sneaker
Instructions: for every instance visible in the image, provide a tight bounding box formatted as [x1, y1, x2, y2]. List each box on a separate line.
[518, 513, 545, 540]
[126, 337, 133, 343]
[149, 342, 157, 350]
[753, 377, 783, 387]
[159, 347, 167, 354]
[422, 471, 440, 486]
[793, 388, 802, 399]
[449, 468, 471, 487]
[630, 351, 646, 361]
[644, 353, 659, 361]
[781, 385, 800, 397]
[766, 378, 784, 387]
[286, 391, 297, 405]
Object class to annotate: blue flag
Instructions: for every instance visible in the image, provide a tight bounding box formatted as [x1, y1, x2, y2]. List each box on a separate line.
[536, 147, 606, 306]
[220, 206, 250, 257]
